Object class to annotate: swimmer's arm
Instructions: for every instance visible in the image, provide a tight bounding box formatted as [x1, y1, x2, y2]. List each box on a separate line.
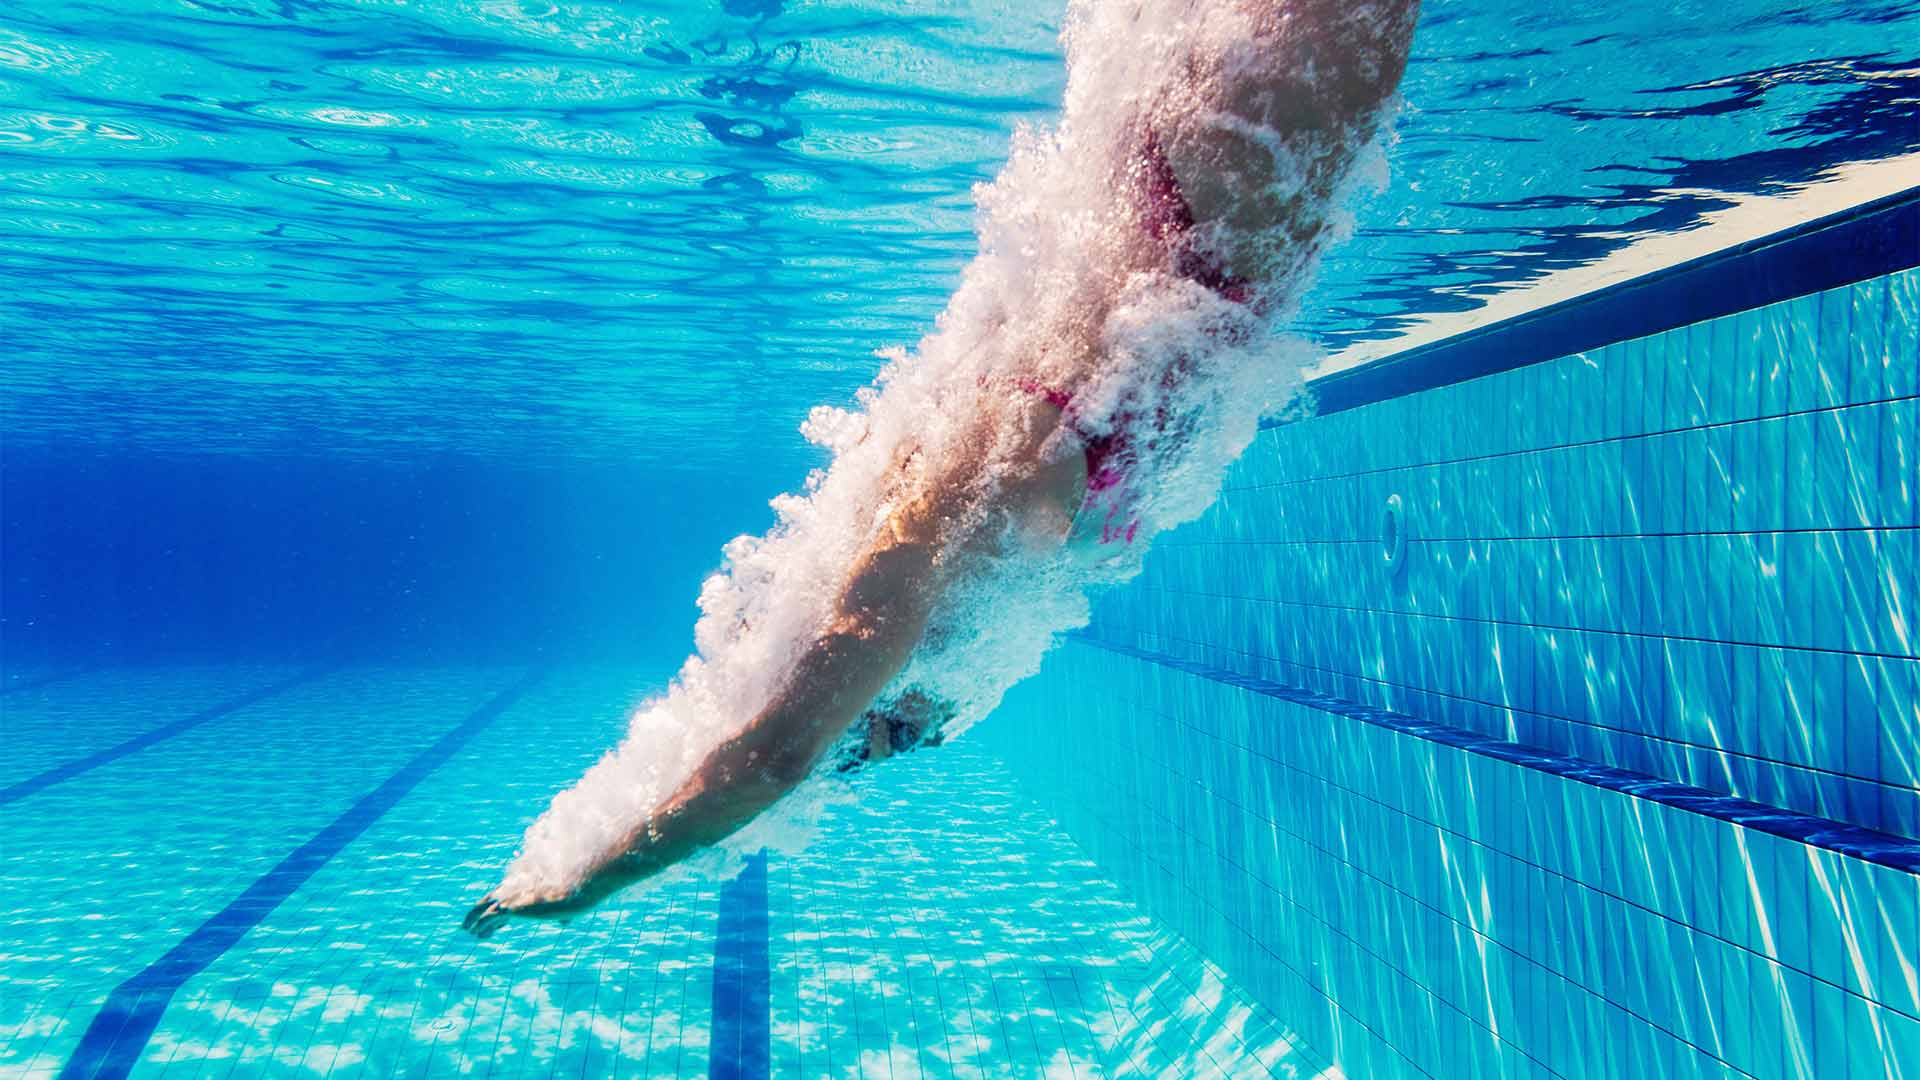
[607, 401, 1083, 884]
[592, 489, 950, 884]
[654, 585, 935, 844]
[484, 409, 1057, 923]
[483, 544, 942, 924]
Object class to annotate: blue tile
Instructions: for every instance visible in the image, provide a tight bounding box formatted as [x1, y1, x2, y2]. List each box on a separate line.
[1877, 657, 1919, 792]
[1881, 400, 1917, 530]
[1754, 304, 1792, 420]
[1818, 285, 1858, 409]
[1884, 268, 1919, 400]
[1779, 295, 1824, 414]
[1846, 277, 1892, 406]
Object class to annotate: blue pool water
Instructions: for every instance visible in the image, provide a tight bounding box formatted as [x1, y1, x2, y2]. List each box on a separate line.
[4, 0, 1919, 1077]
[6, 667, 1312, 1076]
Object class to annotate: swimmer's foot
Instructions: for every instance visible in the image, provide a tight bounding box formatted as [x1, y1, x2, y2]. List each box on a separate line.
[462, 894, 514, 939]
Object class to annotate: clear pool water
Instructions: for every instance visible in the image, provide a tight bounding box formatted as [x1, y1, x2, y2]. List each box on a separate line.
[4, 667, 1313, 1077]
[3, 0, 1917, 1078]
[4, 0, 1916, 469]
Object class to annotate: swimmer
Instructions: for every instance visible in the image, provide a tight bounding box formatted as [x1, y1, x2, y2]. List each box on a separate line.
[466, 0, 1418, 936]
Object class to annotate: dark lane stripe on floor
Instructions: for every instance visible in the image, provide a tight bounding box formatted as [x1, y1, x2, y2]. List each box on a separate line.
[708, 851, 771, 1080]
[57, 667, 546, 1080]
[0, 666, 334, 807]
[0, 665, 100, 696]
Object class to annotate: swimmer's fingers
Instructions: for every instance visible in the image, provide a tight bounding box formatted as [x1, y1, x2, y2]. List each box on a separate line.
[462, 894, 513, 939]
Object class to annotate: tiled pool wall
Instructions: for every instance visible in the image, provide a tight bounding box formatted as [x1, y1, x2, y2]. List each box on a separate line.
[1097, 263, 1919, 839]
[978, 205, 1920, 1079]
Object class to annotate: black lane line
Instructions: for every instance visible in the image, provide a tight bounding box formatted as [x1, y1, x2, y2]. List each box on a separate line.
[0, 666, 335, 807]
[0, 665, 101, 696]
[57, 667, 546, 1080]
[708, 851, 772, 1080]
[1072, 633, 1920, 873]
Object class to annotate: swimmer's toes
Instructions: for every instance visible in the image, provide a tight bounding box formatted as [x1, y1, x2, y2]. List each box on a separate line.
[463, 895, 512, 939]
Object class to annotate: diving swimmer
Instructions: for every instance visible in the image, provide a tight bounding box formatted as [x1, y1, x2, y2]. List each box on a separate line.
[466, 0, 1419, 936]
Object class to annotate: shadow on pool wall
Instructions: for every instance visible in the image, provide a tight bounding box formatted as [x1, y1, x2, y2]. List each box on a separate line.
[978, 203, 1920, 1077]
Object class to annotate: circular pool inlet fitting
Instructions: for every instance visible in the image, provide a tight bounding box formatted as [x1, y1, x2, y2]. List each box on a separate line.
[1380, 493, 1407, 575]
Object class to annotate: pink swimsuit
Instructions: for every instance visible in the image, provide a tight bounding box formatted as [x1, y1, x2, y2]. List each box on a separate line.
[1017, 128, 1255, 549]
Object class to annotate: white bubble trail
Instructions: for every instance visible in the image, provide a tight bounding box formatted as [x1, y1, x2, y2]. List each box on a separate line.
[493, 0, 1414, 906]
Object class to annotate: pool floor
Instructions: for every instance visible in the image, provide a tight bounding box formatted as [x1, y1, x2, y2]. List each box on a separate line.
[1, 666, 1323, 1078]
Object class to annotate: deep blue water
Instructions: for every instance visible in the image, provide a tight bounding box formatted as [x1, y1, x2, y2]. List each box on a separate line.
[2, 450, 782, 664]
[4, 0, 1918, 672]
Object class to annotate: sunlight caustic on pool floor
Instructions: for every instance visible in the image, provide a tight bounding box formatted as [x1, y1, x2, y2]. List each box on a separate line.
[1, 666, 1322, 1078]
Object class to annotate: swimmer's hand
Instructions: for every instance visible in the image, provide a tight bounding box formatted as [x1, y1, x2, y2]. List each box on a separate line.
[461, 871, 629, 937]
[462, 895, 514, 939]
[460, 881, 608, 938]
[461, 883, 581, 938]
[462, 819, 698, 938]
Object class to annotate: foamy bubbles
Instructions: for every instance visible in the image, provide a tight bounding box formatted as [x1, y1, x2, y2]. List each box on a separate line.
[491, 0, 1413, 909]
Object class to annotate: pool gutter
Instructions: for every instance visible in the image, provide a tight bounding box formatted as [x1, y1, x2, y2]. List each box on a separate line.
[1288, 184, 1920, 421]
